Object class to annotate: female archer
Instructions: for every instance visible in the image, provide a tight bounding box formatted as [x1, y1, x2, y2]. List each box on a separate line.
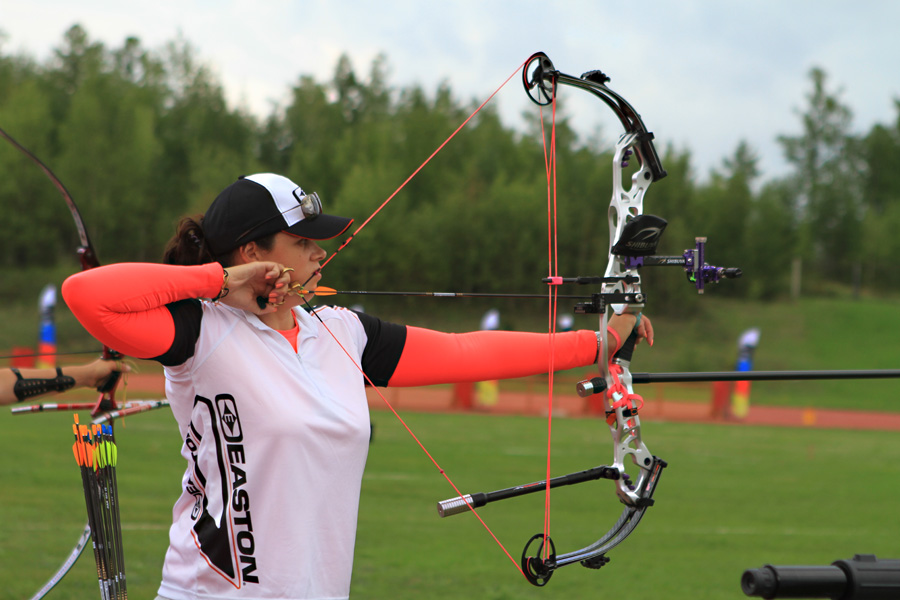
[62, 172, 653, 600]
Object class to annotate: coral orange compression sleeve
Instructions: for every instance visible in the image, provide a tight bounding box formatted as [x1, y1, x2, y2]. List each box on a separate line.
[61, 262, 224, 359]
[387, 327, 601, 387]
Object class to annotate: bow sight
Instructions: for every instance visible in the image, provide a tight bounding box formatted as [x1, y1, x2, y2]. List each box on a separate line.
[547, 213, 742, 316]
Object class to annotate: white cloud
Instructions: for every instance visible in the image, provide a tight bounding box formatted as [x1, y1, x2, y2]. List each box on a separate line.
[2, 0, 898, 182]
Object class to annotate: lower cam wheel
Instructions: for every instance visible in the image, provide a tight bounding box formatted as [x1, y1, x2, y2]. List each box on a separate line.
[521, 533, 557, 586]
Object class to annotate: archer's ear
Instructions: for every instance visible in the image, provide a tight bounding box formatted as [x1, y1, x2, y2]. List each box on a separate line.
[236, 241, 261, 263]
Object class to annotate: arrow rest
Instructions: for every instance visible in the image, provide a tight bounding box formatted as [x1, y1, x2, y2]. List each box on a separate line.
[574, 292, 645, 315]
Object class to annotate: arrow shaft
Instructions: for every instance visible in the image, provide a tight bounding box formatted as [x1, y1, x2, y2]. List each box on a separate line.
[325, 290, 593, 299]
[631, 369, 900, 384]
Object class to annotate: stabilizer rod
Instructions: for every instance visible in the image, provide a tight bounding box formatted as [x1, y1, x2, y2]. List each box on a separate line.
[631, 370, 900, 384]
[577, 369, 900, 397]
[436, 465, 619, 517]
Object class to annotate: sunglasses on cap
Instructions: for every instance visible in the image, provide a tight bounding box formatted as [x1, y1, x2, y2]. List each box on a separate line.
[233, 189, 322, 244]
[288, 189, 322, 220]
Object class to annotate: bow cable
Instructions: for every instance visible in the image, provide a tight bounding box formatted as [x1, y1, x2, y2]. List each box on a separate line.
[540, 80, 560, 562]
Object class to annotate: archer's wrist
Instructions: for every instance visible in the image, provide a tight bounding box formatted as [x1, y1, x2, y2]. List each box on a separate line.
[199, 263, 230, 300]
[65, 364, 94, 387]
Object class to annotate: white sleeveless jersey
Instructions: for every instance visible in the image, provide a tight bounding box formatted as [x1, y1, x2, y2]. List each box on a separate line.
[158, 303, 377, 600]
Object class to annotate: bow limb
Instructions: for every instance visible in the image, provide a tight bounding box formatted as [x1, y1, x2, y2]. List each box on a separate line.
[0, 126, 121, 414]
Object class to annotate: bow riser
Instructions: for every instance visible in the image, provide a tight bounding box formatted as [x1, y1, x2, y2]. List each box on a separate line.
[599, 129, 659, 509]
[604, 132, 652, 314]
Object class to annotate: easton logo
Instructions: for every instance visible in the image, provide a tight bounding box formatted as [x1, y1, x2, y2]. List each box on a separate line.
[217, 395, 242, 441]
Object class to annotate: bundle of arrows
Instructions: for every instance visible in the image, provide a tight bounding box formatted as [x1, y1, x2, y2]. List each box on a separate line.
[71, 415, 127, 599]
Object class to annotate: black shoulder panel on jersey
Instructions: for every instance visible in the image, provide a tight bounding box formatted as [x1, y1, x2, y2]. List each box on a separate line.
[155, 298, 203, 366]
[353, 309, 407, 387]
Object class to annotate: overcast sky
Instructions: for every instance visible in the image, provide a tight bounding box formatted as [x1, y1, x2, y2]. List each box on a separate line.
[3, 1, 899, 183]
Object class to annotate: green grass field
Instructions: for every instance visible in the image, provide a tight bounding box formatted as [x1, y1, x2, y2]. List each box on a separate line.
[2, 284, 899, 597]
[2, 406, 898, 599]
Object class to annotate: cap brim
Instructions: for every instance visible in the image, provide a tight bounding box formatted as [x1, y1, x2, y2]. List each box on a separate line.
[284, 213, 353, 240]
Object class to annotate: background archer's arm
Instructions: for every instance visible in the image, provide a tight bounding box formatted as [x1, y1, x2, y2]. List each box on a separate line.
[0, 358, 125, 405]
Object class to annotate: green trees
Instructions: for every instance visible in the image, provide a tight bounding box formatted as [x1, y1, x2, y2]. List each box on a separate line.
[778, 67, 864, 288]
[860, 103, 900, 291]
[2, 25, 899, 303]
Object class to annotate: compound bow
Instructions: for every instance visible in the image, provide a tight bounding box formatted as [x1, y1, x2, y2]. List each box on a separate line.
[437, 52, 740, 586]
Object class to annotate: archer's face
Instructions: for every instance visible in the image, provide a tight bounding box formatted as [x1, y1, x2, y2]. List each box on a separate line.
[257, 232, 327, 295]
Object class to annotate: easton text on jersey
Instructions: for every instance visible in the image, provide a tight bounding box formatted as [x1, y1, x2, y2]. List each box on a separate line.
[188, 393, 260, 587]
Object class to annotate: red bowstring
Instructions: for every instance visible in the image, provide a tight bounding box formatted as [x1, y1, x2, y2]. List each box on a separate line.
[540, 84, 560, 560]
[302, 58, 539, 580]
[317, 59, 528, 273]
[307, 307, 526, 578]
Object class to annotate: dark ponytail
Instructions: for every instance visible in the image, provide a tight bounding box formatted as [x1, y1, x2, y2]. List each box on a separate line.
[163, 216, 220, 266]
[162, 215, 279, 267]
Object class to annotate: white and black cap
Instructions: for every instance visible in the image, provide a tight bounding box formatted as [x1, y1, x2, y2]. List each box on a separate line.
[202, 173, 353, 257]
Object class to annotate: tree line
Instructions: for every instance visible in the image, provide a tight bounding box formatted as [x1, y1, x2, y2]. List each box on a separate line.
[1, 25, 899, 312]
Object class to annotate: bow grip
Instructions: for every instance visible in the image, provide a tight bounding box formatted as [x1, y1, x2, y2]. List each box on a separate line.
[614, 329, 639, 364]
[576, 328, 639, 397]
[96, 370, 121, 394]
